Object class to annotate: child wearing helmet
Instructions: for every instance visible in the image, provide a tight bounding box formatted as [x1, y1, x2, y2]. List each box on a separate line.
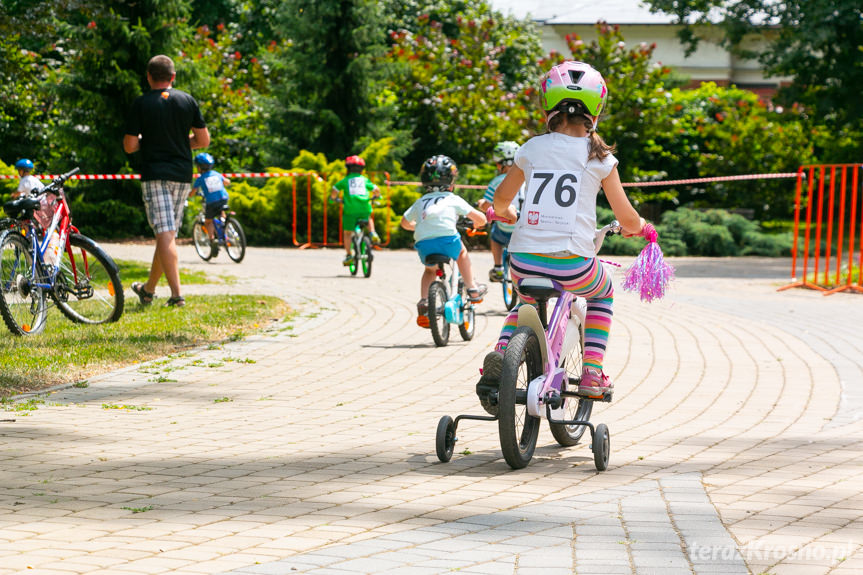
[330, 155, 381, 266]
[477, 141, 525, 282]
[476, 61, 646, 413]
[192, 153, 230, 249]
[13, 159, 44, 199]
[400, 155, 489, 327]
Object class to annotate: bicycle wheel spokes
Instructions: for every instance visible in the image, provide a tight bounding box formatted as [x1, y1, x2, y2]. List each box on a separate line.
[193, 220, 215, 261]
[0, 231, 47, 335]
[224, 217, 246, 263]
[53, 234, 124, 324]
[550, 331, 592, 446]
[428, 281, 450, 346]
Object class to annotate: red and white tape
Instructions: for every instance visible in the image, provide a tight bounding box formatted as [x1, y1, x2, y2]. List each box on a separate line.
[0, 171, 799, 186]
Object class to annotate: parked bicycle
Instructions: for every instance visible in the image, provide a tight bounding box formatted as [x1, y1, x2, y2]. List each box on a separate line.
[0, 168, 124, 335]
[436, 216, 621, 471]
[192, 205, 246, 263]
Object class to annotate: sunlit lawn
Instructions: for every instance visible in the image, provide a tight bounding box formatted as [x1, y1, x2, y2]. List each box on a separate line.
[0, 294, 291, 397]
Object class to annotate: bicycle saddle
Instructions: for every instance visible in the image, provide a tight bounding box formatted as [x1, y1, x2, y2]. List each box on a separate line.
[3, 197, 41, 220]
[423, 253, 451, 265]
[518, 278, 561, 300]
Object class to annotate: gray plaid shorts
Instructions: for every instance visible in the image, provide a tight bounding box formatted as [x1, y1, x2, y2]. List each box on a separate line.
[142, 180, 191, 235]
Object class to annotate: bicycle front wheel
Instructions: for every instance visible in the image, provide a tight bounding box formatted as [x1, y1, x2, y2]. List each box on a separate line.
[53, 234, 124, 325]
[348, 237, 359, 276]
[224, 217, 246, 263]
[498, 326, 542, 469]
[550, 329, 593, 446]
[193, 220, 215, 261]
[428, 280, 450, 346]
[360, 235, 373, 277]
[0, 230, 47, 335]
[502, 256, 518, 311]
[458, 299, 475, 341]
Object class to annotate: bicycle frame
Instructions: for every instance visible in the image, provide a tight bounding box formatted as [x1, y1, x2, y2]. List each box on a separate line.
[434, 260, 466, 325]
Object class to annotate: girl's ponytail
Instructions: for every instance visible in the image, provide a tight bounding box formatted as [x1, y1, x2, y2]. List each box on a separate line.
[547, 103, 615, 161]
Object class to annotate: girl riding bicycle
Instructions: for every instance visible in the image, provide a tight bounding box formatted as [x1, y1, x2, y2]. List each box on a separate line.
[477, 61, 646, 412]
[400, 155, 488, 327]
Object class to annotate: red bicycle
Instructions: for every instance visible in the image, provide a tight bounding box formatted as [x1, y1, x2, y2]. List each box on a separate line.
[0, 168, 124, 335]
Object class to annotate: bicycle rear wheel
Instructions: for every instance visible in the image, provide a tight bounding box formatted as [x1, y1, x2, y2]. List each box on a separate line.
[360, 235, 373, 277]
[193, 220, 215, 261]
[498, 327, 542, 469]
[0, 230, 47, 335]
[53, 234, 124, 324]
[549, 331, 593, 446]
[348, 236, 359, 276]
[428, 280, 450, 346]
[224, 217, 246, 263]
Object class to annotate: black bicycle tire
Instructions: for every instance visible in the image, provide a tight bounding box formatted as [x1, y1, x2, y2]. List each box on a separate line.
[360, 235, 373, 277]
[428, 281, 450, 347]
[53, 233, 124, 325]
[224, 217, 246, 263]
[498, 327, 542, 469]
[0, 230, 47, 336]
[458, 301, 475, 341]
[348, 236, 359, 276]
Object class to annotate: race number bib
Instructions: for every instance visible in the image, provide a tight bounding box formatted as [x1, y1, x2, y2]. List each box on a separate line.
[348, 178, 367, 197]
[524, 170, 582, 231]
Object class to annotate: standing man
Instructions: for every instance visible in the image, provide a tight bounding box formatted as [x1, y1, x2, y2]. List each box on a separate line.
[123, 54, 210, 308]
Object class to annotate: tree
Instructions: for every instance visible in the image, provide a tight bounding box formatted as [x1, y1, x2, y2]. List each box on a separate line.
[644, 0, 863, 160]
[384, 1, 543, 169]
[264, 0, 393, 165]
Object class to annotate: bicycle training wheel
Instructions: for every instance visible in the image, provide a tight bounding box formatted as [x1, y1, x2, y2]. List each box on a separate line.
[427, 280, 450, 347]
[53, 234, 124, 325]
[360, 235, 373, 277]
[498, 326, 542, 469]
[224, 217, 246, 263]
[193, 220, 215, 261]
[0, 230, 47, 336]
[502, 256, 519, 311]
[549, 329, 593, 446]
[458, 300, 475, 341]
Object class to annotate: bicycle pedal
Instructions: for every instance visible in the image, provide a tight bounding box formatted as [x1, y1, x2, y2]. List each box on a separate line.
[416, 315, 430, 328]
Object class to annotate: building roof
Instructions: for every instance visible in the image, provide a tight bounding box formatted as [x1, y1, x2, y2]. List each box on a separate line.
[488, 0, 722, 25]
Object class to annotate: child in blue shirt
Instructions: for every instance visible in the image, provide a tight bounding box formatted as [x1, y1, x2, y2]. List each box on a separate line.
[193, 153, 230, 248]
[400, 155, 488, 327]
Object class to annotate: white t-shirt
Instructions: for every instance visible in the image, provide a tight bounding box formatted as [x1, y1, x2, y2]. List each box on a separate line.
[508, 132, 618, 257]
[17, 174, 44, 196]
[403, 191, 473, 242]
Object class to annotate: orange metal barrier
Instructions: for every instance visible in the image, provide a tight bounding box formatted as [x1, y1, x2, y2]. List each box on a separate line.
[779, 164, 863, 295]
[295, 171, 392, 249]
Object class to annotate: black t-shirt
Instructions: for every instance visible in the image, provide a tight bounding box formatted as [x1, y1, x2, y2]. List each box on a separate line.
[125, 88, 206, 182]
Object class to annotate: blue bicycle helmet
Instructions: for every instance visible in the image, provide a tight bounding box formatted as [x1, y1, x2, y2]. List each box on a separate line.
[194, 153, 214, 168]
[15, 158, 34, 171]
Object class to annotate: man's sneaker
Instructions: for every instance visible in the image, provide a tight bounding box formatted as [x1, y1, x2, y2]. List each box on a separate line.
[342, 254, 353, 266]
[578, 368, 613, 399]
[467, 283, 488, 303]
[370, 232, 382, 244]
[488, 267, 504, 282]
[416, 299, 429, 328]
[475, 350, 504, 416]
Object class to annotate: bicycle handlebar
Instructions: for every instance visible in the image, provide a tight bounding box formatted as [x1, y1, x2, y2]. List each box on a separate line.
[33, 167, 80, 197]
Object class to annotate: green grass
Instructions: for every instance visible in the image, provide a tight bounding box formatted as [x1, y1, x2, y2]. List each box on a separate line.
[0, 294, 291, 397]
[114, 259, 235, 286]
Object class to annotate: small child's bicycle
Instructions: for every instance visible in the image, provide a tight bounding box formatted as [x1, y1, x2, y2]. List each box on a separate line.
[345, 217, 375, 278]
[0, 168, 124, 335]
[436, 216, 621, 471]
[421, 218, 482, 347]
[192, 207, 246, 263]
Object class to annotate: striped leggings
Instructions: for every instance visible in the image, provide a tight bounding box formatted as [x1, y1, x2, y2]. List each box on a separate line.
[497, 252, 614, 372]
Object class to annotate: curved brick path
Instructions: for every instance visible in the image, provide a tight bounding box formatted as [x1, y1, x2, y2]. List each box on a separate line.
[0, 245, 861, 575]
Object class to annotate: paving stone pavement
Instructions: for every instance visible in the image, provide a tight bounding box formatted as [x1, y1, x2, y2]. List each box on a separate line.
[1, 244, 861, 575]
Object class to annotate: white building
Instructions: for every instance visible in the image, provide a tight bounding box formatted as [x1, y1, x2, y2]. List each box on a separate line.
[489, 0, 789, 98]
